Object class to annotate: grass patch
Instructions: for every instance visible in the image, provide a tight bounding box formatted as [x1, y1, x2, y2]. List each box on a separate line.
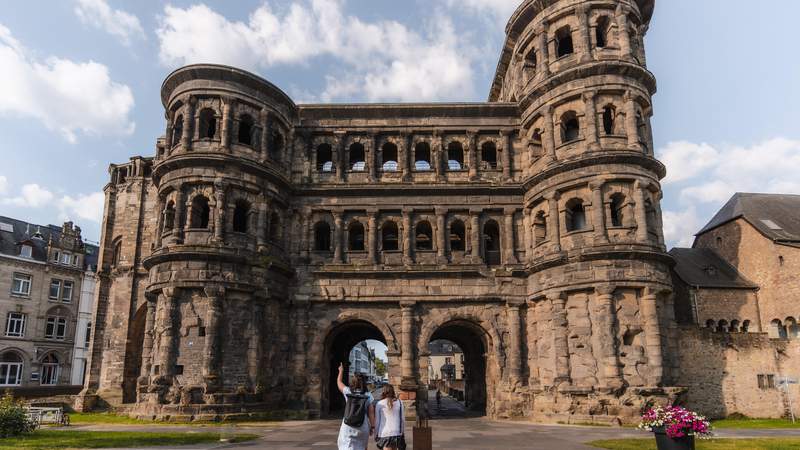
[69, 412, 154, 425]
[0, 430, 258, 449]
[589, 438, 800, 450]
[713, 418, 800, 429]
[69, 410, 309, 425]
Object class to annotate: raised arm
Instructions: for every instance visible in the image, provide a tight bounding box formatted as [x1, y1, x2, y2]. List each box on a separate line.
[337, 363, 347, 394]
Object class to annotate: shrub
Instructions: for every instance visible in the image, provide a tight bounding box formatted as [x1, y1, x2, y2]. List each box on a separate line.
[0, 391, 34, 438]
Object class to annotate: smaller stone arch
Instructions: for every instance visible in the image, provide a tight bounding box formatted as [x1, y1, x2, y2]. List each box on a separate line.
[716, 319, 728, 333]
[444, 136, 468, 171]
[379, 218, 400, 252]
[346, 219, 366, 252]
[785, 317, 799, 339]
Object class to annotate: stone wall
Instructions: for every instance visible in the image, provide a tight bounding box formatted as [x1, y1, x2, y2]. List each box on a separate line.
[675, 326, 800, 419]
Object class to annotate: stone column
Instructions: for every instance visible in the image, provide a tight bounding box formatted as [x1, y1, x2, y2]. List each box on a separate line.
[249, 301, 265, 390]
[400, 302, 416, 385]
[402, 208, 413, 265]
[616, 5, 633, 61]
[594, 285, 623, 390]
[624, 92, 642, 151]
[257, 199, 269, 249]
[501, 130, 513, 181]
[213, 181, 226, 243]
[155, 198, 166, 249]
[654, 192, 666, 247]
[292, 301, 310, 387]
[138, 299, 157, 382]
[549, 291, 571, 385]
[164, 112, 174, 152]
[583, 90, 600, 151]
[333, 210, 345, 263]
[523, 207, 533, 261]
[180, 96, 195, 151]
[158, 288, 178, 380]
[507, 301, 524, 385]
[590, 181, 609, 244]
[260, 109, 269, 160]
[436, 208, 448, 264]
[433, 133, 445, 182]
[203, 286, 224, 392]
[401, 133, 411, 181]
[543, 106, 557, 163]
[545, 192, 561, 252]
[221, 97, 233, 151]
[633, 180, 650, 243]
[300, 208, 312, 259]
[577, 5, 593, 62]
[503, 208, 518, 264]
[469, 208, 482, 264]
[335, 132, 346, 183]
[526, 301, 541, 388]
[172, 189, 186, 242]
[536, 22, 550, 77]
[641, 287, 664, 386]
[467, 131, 479, 180]
[368, 133, 377, 182]
[368, 210, 379, 265]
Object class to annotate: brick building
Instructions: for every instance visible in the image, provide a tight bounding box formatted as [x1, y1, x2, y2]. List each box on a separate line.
[0, 217, 96, 389]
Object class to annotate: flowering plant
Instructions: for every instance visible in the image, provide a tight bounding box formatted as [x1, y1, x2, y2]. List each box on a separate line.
[638, 405, 712, 439]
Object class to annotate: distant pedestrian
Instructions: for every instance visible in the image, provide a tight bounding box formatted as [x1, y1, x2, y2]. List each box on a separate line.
[337, 363, 375, 450]
[435, 389, 441, 409]
[374, 384, 407, 450]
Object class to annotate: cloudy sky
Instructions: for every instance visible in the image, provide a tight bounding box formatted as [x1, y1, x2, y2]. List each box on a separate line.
[1, 0, 799, 246]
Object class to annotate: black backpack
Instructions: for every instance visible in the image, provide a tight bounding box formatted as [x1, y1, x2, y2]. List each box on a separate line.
[343, 390, 370, 427]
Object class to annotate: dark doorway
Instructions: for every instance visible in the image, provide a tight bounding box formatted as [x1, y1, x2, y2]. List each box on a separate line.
[122, 303, 147, 404]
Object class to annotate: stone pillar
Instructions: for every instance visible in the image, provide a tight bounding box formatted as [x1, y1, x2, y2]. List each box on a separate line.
[590, 181, 609, 244]
[435, 208, 448, 264]
[467, 131, 479, 180]
[616, 5, 633, 61]
[221, 97, 233, 151]
[172, 189, 186, 242]
[154, 198, 166, 249]
[641, 287, 664, 386]
[545, 192, 561, 251]
[158, 288, 178, 380]
[401, 133, 411, 181]
[333, 210, 345, 263]
[203, 286, 224, 392]
[433, 133, 445, 182]
[368, 210, 379, 265]
[249, 301, 265, 390]
[402, 208, 413, 265]
[633, 180, 650, 243]
[624, 92, 642, 151]
[257, 199, 269, 249]
[523, 207, 533, 261]
[654, 192, 666, 247]
[213, 181, 226, 243]
[594, 286, 623, 390]
[400, 302, 416, 385]
[180, 96, 194, 151]
[549, 291, 571, 386]
[577, 5, 593, 62]
[300, 208, 312, 259]
[583, 90, 600, 151]
[537, 22, 550, 77]
[164, 112, 174, 152]
[503, 208, 518, 264]
[543, 106, 557, 163]
[526, 301, 541, 388]
[335, 132, 346, 183]
[368, 133, 377, 182]
[501, 130, 513, 181]
[469, 209, 482, 264]
[138, 299, 157, 382]
[292, 301, 310, 388]
[260, 109, 269, 160]
[507, 301, 524, 385]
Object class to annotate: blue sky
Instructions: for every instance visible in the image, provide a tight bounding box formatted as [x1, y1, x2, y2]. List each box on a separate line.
[1, 0, 799, 246]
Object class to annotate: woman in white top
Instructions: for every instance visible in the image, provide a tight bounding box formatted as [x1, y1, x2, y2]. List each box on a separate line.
[373, 384, 406, 450]
[336, 363, 375, 450]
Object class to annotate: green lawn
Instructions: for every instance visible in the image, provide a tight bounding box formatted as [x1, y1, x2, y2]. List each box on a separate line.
[713, 418, 800, 429]
[69, 412, 156, 425]
[589, 438, 800, 450]
[0, 430, 258, 449]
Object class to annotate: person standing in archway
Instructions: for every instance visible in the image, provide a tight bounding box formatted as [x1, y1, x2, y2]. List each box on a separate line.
[337, 363, 374, 450]
[374, 384, 407, 450]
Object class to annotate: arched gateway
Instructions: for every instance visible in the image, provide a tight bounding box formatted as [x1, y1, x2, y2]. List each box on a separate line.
[78, 0, 683, 425]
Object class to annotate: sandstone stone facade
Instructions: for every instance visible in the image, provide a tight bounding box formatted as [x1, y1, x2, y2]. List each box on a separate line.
[81, 0, 684, 423]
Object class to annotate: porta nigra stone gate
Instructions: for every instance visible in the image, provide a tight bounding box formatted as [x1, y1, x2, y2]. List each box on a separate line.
[80, 0, 681, 424]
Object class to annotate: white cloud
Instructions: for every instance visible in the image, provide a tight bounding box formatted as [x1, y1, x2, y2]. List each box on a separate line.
[59, 192, 105, 223]
[3, 184, 55, 208]
[0, 24, 135, 143]
[74, 0, 145, 46]
[662, 206, 702, 248]
[438, 0, 520, 20]
[658, 141, 719, 184]
[156, 1, 475, 102]
[0, 176, 7, 195]
[1, 182, 104, 224]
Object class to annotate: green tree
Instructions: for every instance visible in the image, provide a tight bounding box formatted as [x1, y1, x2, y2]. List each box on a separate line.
[0, 391, 34, 438]
[374, 359, 387, 378]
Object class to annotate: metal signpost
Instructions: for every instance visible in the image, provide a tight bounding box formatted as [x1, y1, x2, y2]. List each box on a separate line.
[777, 376, 798, 423]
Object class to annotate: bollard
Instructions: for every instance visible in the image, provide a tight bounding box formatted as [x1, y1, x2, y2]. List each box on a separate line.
[413, 417, 432, 450]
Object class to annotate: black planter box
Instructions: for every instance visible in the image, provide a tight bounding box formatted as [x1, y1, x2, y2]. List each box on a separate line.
[653, 427, 696, 450]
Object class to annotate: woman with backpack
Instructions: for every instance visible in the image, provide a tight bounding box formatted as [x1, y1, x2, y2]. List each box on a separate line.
[337, 363, 374, 450]
[373, 384, 406, 450]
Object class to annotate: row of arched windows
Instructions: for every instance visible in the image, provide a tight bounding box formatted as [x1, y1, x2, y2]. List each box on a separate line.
[0, 351, 61, 386]
[770, 317, 800, 340]
[531, 192, 636, 243]
[315, 140, 499, 174]
[705, 319, 752, 334]
[161, 196, 283, 242]
[529, 107, 648, 153]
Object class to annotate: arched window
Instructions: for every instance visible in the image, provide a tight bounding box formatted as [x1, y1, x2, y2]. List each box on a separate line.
[348, 222, 365, 251]
[450, 220, 466, 251]
[565, 198, 587, 232]
[40, 353, 60, 386]
[483, 220, 501, 266]
[637, 112, 648, 146]
[786, 317, 799, 339]
[232, 200, 250, 233]
[269, 212, 281, 243]
[381, 221, 399, 251]
[705, 319, 716, 329]
[480, 141, 498, 170]
[415, 221, 433, 251]
[716, 319, 728, 333]
[0, 352, 23, 386]
[609, 193, 626, 227]
[556, 26, 574, 58]
[447, 142, 464, 171]
[237, 115, 255, 146]
[595, 16, 610, 48]
[163, 201, 176, 231]
[382, 142, 399, 172]
[729, 320, 740, 333]
[112, 240, 122, 268]
[561, 112, 580, 143]
[198, 108, 217, 139]
[716, 236, 723, 247]
[349, 143, 366, 171]
[317, 144, 334, 172]
[771, 319, 787, 339]
[269, 130, 284, 162]
[415, 142, 432, 171]
[602, 106, 616, 135]
[533, 211, 547, 244]
[172, 115, 183, 147]
[529, 129, 544, 158]
[314, 222, 331, 251]
[741, 320, 751, 333]
[189, 196, 210, 229]
[525, 49, 537, 71]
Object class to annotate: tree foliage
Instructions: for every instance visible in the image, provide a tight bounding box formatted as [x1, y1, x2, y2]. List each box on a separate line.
[0, 391, 34, 438]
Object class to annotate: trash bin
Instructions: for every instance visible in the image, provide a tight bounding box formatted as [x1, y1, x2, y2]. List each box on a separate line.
[413, 417, 432, 450]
